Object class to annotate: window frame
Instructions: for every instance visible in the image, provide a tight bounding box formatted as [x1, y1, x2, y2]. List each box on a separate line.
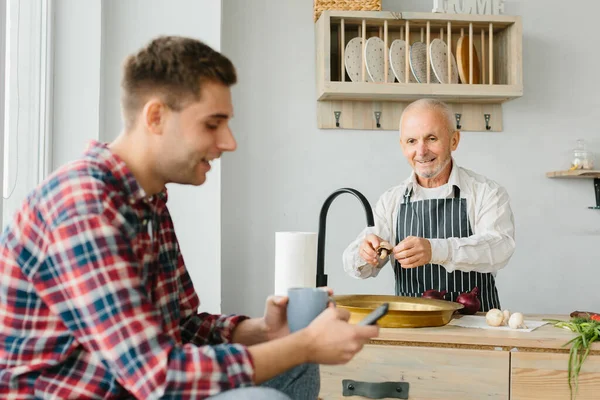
[2, 0, 54, 227]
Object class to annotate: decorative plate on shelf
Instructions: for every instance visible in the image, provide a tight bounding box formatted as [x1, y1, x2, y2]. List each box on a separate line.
[389, 39, 417, 83]
[429, 38, 459, 84]
[409, 41, 440, 84]
[344, 37, 372, 82]
[456, 36, 481, 84]
[364, 37, 394, 83]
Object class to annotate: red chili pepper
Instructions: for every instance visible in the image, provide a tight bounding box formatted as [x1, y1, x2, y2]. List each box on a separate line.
[591, 314, 600, 322]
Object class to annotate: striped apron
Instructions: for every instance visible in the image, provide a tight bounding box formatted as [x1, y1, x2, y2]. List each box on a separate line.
[394, 185, 501, 311]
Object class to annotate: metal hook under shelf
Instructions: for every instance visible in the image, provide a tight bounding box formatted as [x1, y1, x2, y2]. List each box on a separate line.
[374, 111, 382, 128]
[455, 113, 462, 130]
[334, 111, 341, 127]
[484, 114, 491, 130]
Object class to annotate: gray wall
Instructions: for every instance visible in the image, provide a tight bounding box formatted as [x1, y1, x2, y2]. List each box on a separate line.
[221, 0, 600, 317]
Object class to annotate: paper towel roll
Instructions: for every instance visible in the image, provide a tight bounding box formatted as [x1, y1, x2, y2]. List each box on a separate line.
[274, 232, 317, 296]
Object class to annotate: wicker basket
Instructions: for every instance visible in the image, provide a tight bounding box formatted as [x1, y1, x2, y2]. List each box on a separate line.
[314, 0, 382, 22]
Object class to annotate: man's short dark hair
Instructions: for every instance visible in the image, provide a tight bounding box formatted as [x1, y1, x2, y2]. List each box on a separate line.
[121, 36, 237, 129]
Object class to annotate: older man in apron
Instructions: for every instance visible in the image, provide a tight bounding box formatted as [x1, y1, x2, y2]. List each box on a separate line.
[343, 99, 515, 311]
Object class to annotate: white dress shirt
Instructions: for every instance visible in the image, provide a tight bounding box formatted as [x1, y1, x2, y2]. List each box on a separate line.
[343, 160, 516, 279]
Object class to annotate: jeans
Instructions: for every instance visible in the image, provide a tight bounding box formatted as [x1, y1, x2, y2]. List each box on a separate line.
[207, 364, 320, 400]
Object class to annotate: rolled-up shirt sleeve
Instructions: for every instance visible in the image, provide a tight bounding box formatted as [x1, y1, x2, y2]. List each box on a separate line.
[179, 312, 249, 347]
[176, 252, 249, 347]
[35, 214, 254, 400]
[342, 187, 401, 279]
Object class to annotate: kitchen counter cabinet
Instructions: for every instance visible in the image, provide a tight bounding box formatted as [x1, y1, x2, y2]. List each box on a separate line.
[320, 314, 600, 399]
[511, 352, 600, 400]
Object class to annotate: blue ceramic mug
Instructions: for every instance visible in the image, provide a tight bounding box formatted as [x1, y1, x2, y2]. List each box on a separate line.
[287, 287, 331, 333]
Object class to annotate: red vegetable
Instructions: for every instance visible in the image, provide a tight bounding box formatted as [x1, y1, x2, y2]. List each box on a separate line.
[456, 287, 481, 315]
[422, 289, 447, 300]
[591, 315, 600, 322]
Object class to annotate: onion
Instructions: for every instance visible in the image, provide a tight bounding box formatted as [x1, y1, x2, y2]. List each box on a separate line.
[456, 287, 481, 315]
[422, 289, 447, 300]
[502, 309, 511, 326]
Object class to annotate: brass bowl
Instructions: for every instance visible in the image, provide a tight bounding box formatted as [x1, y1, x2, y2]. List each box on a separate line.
[333, 294, 464, 328]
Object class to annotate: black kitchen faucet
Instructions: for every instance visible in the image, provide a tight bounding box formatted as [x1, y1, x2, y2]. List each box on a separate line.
[316, 188, 375, 287]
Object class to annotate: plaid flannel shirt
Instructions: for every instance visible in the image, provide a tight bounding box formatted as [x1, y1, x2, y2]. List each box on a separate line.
[0, 141, 254, 399]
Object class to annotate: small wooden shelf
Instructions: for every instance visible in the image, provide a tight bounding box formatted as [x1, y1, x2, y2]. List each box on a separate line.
[546, 170, 600, 209]
[546, 170, 600, 179]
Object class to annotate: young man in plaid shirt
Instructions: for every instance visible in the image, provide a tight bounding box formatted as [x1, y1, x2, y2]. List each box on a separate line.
[0, 36, 379, 399]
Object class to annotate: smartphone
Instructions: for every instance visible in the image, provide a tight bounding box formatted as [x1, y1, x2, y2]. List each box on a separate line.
[357, 303, 389, 326]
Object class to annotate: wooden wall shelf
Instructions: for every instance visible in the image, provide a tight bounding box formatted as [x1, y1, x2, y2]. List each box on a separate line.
[315, 11, 523, 132]
[546, 170, 600, 179]
[546, 170, 600, 209]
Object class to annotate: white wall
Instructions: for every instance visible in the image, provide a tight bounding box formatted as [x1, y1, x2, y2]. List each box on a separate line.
[52, 0, 102, 170]
[100, 0, 223, 314]
[52, 0, 224, 313]
[221, 0, 600, 317]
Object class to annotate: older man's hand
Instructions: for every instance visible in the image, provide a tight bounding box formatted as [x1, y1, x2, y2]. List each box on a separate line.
[393, 236, 432, 269]
[359, 234, 383, 266]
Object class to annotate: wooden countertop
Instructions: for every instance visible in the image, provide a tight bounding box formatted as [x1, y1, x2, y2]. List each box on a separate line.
[370, 314, 600, 354]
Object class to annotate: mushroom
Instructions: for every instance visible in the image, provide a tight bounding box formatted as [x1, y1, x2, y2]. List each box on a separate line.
[376, 241, 393, 259]
[486, 309, 504, 327]
[508, 312, 527, 329]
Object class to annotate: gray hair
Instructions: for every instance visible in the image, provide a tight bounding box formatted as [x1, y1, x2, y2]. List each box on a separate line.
[399, 98, 456, 135]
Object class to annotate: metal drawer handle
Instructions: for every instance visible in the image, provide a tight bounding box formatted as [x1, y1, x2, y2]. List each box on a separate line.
[342, 379, 409, 399]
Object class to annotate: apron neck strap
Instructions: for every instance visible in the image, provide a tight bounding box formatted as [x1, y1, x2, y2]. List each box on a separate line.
[404, 185, 459, 202]
[403, 187, 413, 204]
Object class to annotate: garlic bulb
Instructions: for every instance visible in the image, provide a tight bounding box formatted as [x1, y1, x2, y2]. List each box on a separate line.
[502, 309, 511, 326]
[486, 309, 504, 327]
[508, 312, 527, 329]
